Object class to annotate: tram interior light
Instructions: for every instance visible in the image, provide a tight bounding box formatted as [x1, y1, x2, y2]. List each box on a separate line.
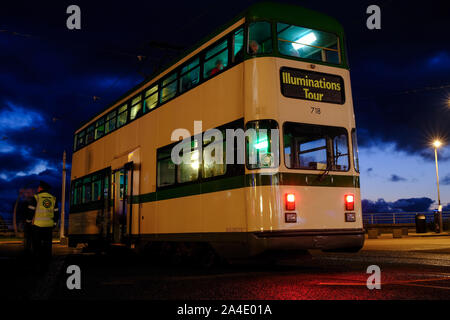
[254, 138, 268, 150]
[191, 151, 199, 169]
[292, 32, 317, 50]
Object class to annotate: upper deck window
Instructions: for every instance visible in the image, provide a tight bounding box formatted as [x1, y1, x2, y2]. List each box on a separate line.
[85, 125, 94, 144]
[180, 57, 200, 92]
[76, 130, 85, 149]
[160, 72, 178, 103]
[248, 22, 272, 55]
[117, 103, 128, 128]
[203, 39, 228, 79]
[277, 23, 340, 64]
[95, 118, 105, 140]
[143, 85, 158, 113]
[232, 27, 244, 63]
[105, 110, 117, 134]
[130, 95, 142, 121]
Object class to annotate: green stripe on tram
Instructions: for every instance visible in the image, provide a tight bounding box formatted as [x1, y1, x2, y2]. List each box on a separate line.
[131, 173, 359, 204]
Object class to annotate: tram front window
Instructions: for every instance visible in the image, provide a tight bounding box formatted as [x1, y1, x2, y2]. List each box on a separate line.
[277, 22, 340, 64]
[284, 122, 349, 171]
[248, 21, 272, 55]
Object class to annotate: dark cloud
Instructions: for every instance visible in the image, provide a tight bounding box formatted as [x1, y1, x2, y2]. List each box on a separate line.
[389, 174, 407, 182]
[0, 152, 35, 173]
[362, 197, 434, 213]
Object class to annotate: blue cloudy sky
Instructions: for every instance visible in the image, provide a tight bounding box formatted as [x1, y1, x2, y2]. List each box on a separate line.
[0, 0, 449, 217]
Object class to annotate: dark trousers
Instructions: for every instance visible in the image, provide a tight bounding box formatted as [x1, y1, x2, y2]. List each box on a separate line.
[24, 222, 33, 254]
[32, 226, 53, 265]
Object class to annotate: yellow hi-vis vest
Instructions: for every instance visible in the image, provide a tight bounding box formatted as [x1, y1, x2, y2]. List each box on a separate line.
[33, 192, 56, 227]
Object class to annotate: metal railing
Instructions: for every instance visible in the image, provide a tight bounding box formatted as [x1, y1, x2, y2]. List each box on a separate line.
[363, 212, 450, 225]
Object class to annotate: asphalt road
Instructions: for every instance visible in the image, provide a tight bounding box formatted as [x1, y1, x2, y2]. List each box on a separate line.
[1, 234, 450, 300]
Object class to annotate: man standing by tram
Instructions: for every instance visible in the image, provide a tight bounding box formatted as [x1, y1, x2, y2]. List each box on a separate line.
[26, 181, 59, 270]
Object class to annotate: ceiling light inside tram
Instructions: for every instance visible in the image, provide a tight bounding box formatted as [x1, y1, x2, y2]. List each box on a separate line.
[292, 32, 317, 50]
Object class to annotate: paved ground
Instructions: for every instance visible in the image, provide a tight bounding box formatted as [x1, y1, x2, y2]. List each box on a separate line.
[1, 234, 450, 300]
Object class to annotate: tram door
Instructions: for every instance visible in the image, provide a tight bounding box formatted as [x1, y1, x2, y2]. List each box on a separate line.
[112, 162, 133, 243]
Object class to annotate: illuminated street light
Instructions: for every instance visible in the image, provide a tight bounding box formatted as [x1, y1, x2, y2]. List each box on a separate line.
[432, 140, 443, 232]
[433, 140, 442, 148]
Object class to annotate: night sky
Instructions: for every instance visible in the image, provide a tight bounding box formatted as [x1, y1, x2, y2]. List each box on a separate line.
[0, 0, 449, 218]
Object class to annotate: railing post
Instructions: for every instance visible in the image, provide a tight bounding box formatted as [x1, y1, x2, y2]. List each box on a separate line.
[393, 213, 396, 224]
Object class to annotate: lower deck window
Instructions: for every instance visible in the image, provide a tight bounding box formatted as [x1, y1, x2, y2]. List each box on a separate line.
[157, 148, 176, 187]
[283, 122, 349, 171]
[70, 168, 109, 210]
[246, 120, 279, 169]
[156, 120, 242, 189]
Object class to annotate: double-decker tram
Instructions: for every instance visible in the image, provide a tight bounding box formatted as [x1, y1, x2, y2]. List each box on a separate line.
[69, 2, 364, 260]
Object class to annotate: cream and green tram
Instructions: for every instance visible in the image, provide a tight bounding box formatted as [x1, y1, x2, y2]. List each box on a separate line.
[68, 3, 364, 259]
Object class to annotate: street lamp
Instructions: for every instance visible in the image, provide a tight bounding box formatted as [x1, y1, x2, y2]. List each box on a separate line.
[432, 139, 443, 232]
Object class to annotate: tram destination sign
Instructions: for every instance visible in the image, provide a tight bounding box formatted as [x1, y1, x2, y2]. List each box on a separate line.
[280, 67, 345, 104]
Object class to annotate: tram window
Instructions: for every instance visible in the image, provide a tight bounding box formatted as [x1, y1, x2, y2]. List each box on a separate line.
[325, 44, 340, 64]
[248, 22, 272, 55]
[82, 177, 92, 204]
[103, 175, 109, 198]
[143, 85, 158, 113]
[276, 23, 340, 64]
[298, 137, 327, 170]
[178, 150, 199, 183]
[203, 39, 228, 79]
[77, 130, 85, 149]
[105, 110, 117, 134]
[91, 174, 102, 201]
[71, 180, 82, 205]
[160, 72, 178, 103]
[283, 122, 349, 171]
[177, 140, 199, 183]
[245, 120, 279, 169]
[180, 58, 200, 93]
[203, 139, 226, 179]
[157, 147, 176, 187]
[333, 134, 349, 171]
[95, 118, 105, 140]
[119, 172, 126, 200]
[117, 104, 128, 128]
[130, 95, 142, 121]
[85, 125, 94, 144]
[351, 129, 360, 172]
[233, 27, 244, 63]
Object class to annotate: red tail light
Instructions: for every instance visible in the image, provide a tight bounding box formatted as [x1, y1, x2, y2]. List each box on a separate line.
[345, 194, 355, 211]
[285, 193, 295, 210]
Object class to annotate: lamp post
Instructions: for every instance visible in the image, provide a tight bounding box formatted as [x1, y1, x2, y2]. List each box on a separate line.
[60, 151, 66, 241]
[433, 140, 443, 233]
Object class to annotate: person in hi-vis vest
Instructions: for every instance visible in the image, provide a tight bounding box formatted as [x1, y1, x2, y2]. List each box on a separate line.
[26, 181, 59, 266]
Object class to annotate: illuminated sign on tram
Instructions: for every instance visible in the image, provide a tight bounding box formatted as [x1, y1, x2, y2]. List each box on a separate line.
[280, 67, 345, 104]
